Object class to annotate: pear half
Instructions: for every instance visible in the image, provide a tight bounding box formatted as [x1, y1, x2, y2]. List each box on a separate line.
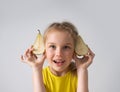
[33, 30, 45, 55]
[75, 35, 89, 56]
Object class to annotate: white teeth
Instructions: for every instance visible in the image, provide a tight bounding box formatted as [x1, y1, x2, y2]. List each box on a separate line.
[53, 60, 64, 63]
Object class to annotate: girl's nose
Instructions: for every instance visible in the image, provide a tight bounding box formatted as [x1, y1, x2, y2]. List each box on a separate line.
[55, 48, 62, 56]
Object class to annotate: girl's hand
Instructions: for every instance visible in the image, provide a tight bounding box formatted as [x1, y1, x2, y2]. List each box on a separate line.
[21, 46, 46, 70]
[73, 47, 95, 71]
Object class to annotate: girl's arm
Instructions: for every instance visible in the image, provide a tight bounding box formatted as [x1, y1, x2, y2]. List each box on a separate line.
[74, 48, 95, 92]
[21, 46, 46, 92]
[32, 65, 46, 92]
[77, 68, 89, 92]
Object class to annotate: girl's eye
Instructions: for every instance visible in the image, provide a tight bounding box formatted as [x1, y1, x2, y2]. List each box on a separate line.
[63, 46, 70, 49]
[49, 45, 56, 49]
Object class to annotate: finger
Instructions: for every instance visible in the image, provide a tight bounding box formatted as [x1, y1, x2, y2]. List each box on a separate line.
[87, 47, 95, 57]
[73, 54, 78, 61]
[37, 54, 46, 64]
[25, 49, 30, 57]
[41, 54, 46, 62]
[30, 45, 33, 48]
[85, 53, 94, 65]
[21, 55, 24, 61]
[88, 47, 94, 54]
[73, 54, 82, 64]
[43, 50, 46, 55]
[25, 48, 34, 58]
[29, 48, 34, 56]
[30, 45, 34, 51]
[33, 54, 37, 59]
[21, 55, 26, 63]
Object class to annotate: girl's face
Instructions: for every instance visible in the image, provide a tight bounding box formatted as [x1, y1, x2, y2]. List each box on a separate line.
[45, 30, 74, 75]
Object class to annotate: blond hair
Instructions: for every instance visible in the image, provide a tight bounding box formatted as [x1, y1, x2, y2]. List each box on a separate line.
[43, 21, 79, 46]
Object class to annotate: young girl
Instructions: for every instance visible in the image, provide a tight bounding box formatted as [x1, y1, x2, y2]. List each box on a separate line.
[21, 21, 95, 92]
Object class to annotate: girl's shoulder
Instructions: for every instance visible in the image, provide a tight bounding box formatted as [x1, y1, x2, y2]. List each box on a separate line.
[42, 66, 49, 74]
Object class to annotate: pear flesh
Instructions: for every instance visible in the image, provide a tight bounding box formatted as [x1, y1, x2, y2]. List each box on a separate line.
[75, 35, 88, 56]
[33, 30, 45, 55]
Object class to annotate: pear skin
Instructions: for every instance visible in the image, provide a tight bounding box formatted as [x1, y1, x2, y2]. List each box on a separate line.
[75, 35, 88, 56]
[33, 30, 45, 55]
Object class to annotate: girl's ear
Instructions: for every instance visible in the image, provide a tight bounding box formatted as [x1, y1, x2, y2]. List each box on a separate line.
[72, 51, 76, 59]
[72, 51, 75, 58]
[75, 35, 89, 56]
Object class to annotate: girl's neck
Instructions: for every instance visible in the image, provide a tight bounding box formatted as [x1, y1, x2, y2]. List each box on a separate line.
[49, 66, 70, 76]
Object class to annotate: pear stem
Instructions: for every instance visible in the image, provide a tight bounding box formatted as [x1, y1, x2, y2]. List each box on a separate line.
[37, 29, 40, 34]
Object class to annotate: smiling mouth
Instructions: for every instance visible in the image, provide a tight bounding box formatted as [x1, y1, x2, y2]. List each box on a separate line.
[53, 60, 65, 66]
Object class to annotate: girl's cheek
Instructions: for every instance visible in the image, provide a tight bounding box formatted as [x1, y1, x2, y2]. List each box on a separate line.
[46, 49, 54, 58]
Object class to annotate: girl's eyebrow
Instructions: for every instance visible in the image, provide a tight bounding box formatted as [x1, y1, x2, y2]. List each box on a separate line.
[47, 42, 73, 47]
[65, 43, 73, 46]
[66, 43, 72, 45]
[47, 42, 56, 44]
[47, 42, 72, 45]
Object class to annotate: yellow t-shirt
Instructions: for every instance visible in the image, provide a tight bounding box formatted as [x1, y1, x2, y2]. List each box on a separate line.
[42, 66, 77, 92]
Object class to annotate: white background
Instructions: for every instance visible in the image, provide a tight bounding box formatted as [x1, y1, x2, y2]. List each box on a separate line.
[0, 0, 120, 92]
